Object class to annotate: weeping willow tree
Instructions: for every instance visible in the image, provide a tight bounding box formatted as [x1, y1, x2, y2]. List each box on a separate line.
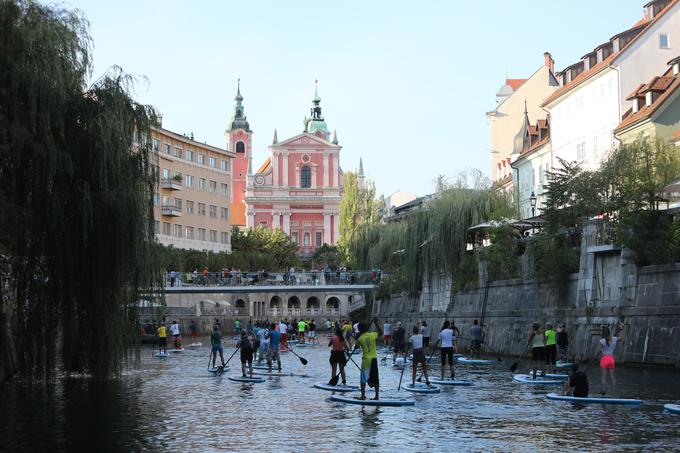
[0, 1, 159, 378]
[351, 182, 512, 295]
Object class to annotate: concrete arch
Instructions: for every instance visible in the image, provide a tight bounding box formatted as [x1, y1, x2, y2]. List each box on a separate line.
[326, 297, 340, 310]
[288, 296, 300, 308]
[306, 296, 320, 309]
[235, 298, 246, 308]
[270, 296, 281, 308]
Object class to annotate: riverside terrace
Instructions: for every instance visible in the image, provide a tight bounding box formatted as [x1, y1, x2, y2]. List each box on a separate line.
[165, 270, 382, 287]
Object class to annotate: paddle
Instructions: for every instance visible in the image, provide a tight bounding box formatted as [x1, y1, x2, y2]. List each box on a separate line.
[417, 339, 440, 382]
[397, 345, 410, 391]
[509, 343, 530, 373]
[281, 343, 309, 365]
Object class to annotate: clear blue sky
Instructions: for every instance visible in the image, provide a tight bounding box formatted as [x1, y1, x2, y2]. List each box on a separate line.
[66, 0, 644, 197]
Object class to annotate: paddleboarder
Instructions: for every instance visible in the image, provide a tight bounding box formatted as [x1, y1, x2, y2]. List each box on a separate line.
[528, 322, 546, 379]
[210, 325, 226, 368]
[267, 322, 283, 372]
[544, 323, 557, 373]
[392, 322, 406, 364]
[557, 323, 569, 363]
[564, 363, 589, 397]
[297, 318, 307, 344]
[329, 327, 350, 385]
[255, 322, 268, 364]
[470, 320, 483, 357]
[170, 320, 181, 350]
[238, 330, 254, 378]
[279, 320, 288, 350]
[156, 322, 167, 354]
[383, 321, 392, 347]
[356, 318, 382, 400]
[409, 325, 430, 386]
[439, 320, 456, 379]
[420, 320, 431, 348]
[596, 321, 624, 396]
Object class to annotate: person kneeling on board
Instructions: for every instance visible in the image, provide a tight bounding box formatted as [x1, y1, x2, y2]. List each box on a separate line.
[564, 364, 589, 398]
[356, 318, 382, 400]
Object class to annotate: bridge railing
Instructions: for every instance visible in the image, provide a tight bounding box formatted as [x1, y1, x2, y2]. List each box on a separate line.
[165, 270, 382, 288]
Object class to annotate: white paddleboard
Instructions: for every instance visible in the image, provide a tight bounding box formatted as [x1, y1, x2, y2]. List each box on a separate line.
[664, 403, 680, 414]
[314, 382, 360, 392]
[207, 366, 230, 373]
[547, 392, 642, 405]
[555, 361, 573, 369]
[251, 370, 288, 377]
[188, 342, 202, 348]
[428, 378, 473, 386]
[528, 371, 568, 379]
[404, 383, 440, 394]
[228, 375, 265, 383]
[154, 352, 170, 358]
[458, 357, 494, 364]
[330, 394, 415, 406]
[514, 374, 563, 385]
[168, 348, 185, 352]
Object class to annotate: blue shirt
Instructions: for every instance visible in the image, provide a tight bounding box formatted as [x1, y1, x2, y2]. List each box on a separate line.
[268, 330, 281, 348]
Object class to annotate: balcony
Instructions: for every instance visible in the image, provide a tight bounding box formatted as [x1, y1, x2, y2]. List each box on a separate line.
[161, 204, 182, 217]
[161, 178, 183, 191]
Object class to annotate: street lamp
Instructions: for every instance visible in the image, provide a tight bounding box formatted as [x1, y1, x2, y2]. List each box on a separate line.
[530, 191, 537, 218]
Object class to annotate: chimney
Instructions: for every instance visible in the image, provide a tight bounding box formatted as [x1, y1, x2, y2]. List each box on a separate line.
[633, 98, 640, 113]
[544, 52, 554, 73]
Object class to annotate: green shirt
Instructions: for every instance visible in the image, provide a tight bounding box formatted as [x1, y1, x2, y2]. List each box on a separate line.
[356, 332, 378, 359]
[211, 331, 221, 346]
[545, 329, 556, 346]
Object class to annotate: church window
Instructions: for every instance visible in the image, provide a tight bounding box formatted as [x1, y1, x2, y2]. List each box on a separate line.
[291, 232, 299, 243]
[316, 232, 322, 246]
[300, 165, 311, 188]
[236, 141, 245, 153]
[303, 232, 311, 246]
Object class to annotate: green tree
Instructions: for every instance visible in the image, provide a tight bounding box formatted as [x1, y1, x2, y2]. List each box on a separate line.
[0, 0, 159, 378]
[338, 172, 383, 265]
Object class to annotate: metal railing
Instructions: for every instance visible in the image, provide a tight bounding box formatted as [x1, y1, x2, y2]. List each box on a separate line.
[165, 270, 381, 288]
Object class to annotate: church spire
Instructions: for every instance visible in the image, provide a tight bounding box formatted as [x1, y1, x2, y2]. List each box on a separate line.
[332, 129, 338, 144]
[273, 128, 278, 144]
[228, 78, 251, 132]
[359, 158, 364, 176]
[307, 80, 329, 138]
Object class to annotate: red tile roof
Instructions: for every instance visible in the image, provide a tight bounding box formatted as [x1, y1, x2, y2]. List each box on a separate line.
[506, 79, 528, 91]
[672, 129, 680, 138]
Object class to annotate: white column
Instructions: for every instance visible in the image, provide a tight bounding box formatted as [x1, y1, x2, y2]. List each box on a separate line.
[247, 210, 255, 228]
[332, 212, 339, 244]
[311, 167, 317, 189]
[282, 153, 289, 187]
[272, 152, 279, 187]
[272, 211, 280, 229]
[283, 212, 291, 235]
[323, 213, 331, 245]
[324, 154, 329, 187]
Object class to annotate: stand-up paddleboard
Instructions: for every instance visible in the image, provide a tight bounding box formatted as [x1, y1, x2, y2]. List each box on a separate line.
[664, 403, 680, 414]
[330, 394, 415, 407]
[314, 382, 360, 392]
[528, 371, 568, 379]
[154, 352, 170, 358]
[207, 366, 230, 374]
[168, 348, 185, 353]
[251, 364, 270, 370]
[429, 378, 473, 386]
[514, 374, 563, 385]
[228, 375, 265, 383]
[295, 343, 312, 348]
[555, 361, 573, 369]
[546, 393, 642, 405]
[457, 357, 494, 365]
[188, 342, 202, 348]
[252, 370, 289, 377]
[404, 383, 441, 394]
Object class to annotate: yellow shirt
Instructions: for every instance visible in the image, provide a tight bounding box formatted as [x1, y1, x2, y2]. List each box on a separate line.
[357, 332, 378, 359]
[156, 326, 166, 338]
[342, 324, 353, 334]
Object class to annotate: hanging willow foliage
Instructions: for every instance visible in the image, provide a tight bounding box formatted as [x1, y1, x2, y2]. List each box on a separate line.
[351, 186, 512, 294]
[0, 0, 159, 378]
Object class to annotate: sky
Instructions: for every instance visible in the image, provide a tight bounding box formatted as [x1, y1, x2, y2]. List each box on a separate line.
[65, 0, 645, 198]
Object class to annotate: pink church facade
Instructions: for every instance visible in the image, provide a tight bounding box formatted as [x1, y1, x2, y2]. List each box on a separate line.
[227, 82, 353, 256]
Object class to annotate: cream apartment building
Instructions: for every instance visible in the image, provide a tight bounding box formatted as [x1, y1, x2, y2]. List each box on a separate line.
[151, 127, 236, 252]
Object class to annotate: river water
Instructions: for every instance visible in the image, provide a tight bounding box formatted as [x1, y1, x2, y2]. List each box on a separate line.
[1, 339, 678, 452]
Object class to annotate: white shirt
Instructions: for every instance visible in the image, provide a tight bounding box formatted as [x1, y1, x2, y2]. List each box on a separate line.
[439, 329, 454, 348]
[383, 323, 391, 335]
[170, 324, 180, 336]
[279, 323, 287, 335]
[353, 323, 359, 334]
[409, 334, 423, 350]
[600, 337, 618, 355]
[325, 320, 331, 328]
[420, 325, 430, 337]
[257, 328, 268, 343]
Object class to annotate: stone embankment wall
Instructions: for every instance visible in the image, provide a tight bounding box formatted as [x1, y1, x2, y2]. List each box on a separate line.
[374, 225, 680, 368]
[0, 267, 18, 384]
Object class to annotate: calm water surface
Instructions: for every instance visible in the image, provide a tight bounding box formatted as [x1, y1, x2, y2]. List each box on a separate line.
[1, 339, 678, 452]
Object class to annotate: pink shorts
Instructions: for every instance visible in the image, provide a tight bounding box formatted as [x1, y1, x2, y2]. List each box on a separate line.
[600, 354, 615, 369]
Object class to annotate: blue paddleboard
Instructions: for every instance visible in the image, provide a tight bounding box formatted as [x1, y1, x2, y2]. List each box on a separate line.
[330, 394, 415, 406]
[547, 392, 642, 405]
[404, 383, 440, 394]
[314, 382, 360, 392]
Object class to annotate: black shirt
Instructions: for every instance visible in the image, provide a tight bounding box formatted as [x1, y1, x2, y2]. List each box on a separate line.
[569, 371, 589, 397]
[557, 331, 568, 347]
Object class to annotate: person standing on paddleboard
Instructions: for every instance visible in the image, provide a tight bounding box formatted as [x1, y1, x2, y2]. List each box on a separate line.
[420, 321, 431, 349]
[383, 321, 391, 348]
[439, 320, 456, 380]
[342, 320, 354, 349]
[256, 322, 268, 364]
[470, 320, 483, 357]
[392, 322, 406, 364]
[238, 330, 254, 378]
[544, 323, 557, 373]
[356, 318, 382, 400]
[297, 319, 307, 344]
[409, 325, 430, 387]
[267, 323, 282, 372]
[329, 327, 350, 386]
[156, 322, 167, 354]
[170, 320, 181, 350]
[528, 322, 546, 379]
[557, 323, 569, 363]
[190, 320, 197, 338]
[279, 320, 288, 351]
[596, 321, 624, 396]
[210, 325, 225, 368]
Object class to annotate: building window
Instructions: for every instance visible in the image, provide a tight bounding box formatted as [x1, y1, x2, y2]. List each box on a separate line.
[236, 141, 245, 153]
[154, 220, 160, 234]
[259, 221, 268, 227]
[577, 142, 586, 161]
[186, 149, 193, 162]
[153, 192, 160, 207]
[209, 205, 217, 218]
[174, 224, 183, 238]
[163, 222, 171, 235]
[209, 157, 217, 168]
[198, 203, 206, 216]
[162, 168, 170, 180]
[197, 154, 205, 165]
[152, 139, 159, 152]
[291, 232, 299, 243]
[174, 198, 182, 210]
[198, 228, 206, 241]
[165, 143, 171, 154]
[185, 174, 194, 188]
[209, 230, 217, 242]
[303, 232, 311, 246]
[186, 200, 194, 214]
[199, 178, 206, 191]
[175, 147, 182, 159]
[221, 183, 229, 196]
[221, 160, 229, 171]
[209, 180, 217, 193]
[220, 207, 229, 219]
[162, 195, 170, 206]
[316, 232, 322, 246]
[221, 231, 229, 244]
[660, 33, 669, 49]
[186, 226, 194, 239]
[300, 165, 311, 188]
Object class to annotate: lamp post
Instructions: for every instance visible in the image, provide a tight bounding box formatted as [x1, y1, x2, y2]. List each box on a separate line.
[530, 191, 537, 218]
